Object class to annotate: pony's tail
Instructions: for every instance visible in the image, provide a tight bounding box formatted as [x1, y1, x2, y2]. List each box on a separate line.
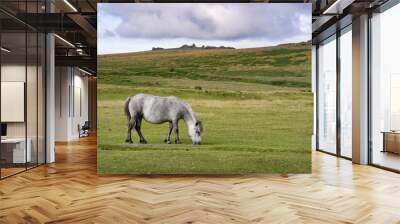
[124, 97, 131, 121]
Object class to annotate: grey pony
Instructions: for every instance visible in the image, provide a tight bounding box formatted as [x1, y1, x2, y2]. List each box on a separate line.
[124, 93, 203, 145]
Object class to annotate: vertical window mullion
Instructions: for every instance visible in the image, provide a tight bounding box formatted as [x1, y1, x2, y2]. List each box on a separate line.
[25, 0, 28, 171]
[336, 28, 341, 157]
[0, 22, 2, 179]
[44, 0, 47, 164]
[36, 0, 39, 167]
[367, 11, 373, 165]
[316, 44, 320, 150]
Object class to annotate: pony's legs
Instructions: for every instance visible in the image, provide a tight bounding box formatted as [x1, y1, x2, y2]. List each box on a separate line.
[173, 120, 181, 144]
[164, 121, 173, 144]
[135, 116, 147, 144]
[125, 117, 135, 144]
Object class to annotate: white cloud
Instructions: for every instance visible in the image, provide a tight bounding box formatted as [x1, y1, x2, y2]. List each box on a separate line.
[98, 3, 311, 54]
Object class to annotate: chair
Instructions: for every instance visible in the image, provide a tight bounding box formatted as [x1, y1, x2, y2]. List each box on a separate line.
[79, 121, 90, 138]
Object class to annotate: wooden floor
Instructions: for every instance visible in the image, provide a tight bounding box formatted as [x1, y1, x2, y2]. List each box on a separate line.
[372, 151, 400, 171]
[1, 167, 26, 178]
[1, 135, 400, 223]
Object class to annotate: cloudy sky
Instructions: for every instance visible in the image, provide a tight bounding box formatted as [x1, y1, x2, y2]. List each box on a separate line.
[98, 3, 311, 55]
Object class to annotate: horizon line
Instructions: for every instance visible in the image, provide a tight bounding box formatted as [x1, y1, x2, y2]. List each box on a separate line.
[98, 40, 311, 56]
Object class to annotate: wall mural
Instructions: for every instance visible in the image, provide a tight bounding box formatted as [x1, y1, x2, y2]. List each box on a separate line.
[97, 3, 312, 174]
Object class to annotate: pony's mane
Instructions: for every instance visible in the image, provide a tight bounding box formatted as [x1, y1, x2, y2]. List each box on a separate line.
[180, 101, 196, 119]
[196, 120, 203, 132]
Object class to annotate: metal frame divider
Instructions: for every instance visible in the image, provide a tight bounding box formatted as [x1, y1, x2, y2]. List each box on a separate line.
[25, 1, 28, 171]
[315, 44, 319, 151]
[36, 0, 39, 168]
[336, 24, 341, 157]
[44, 0, 48, 164]
[0, 0, 48, 180]
[367, 10, 373, 165]
[0, 23, 2, 179]
[315, 22, 353, 161]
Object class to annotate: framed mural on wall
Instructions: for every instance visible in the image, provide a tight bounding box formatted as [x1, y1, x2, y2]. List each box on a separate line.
[97, 3, 312, 174]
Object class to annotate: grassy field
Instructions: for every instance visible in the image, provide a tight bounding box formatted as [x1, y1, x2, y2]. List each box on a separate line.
[98, 43, 313, 174]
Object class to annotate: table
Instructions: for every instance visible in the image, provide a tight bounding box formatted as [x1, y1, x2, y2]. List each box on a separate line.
[382, 131, 400, 154]
[1, 138, 32, 164]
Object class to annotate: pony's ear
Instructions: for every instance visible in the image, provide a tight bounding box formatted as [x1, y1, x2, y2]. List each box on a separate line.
[196, 120, 203, 132]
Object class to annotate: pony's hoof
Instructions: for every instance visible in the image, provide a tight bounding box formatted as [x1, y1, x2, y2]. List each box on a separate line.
[140, 140, 147, 144]
[175, 140, 182, 144]
[164, 139, 171, 144]
[125, 139, 133, 144]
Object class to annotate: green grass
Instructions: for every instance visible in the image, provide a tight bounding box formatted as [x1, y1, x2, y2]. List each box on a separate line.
[98, 44, 313, 174]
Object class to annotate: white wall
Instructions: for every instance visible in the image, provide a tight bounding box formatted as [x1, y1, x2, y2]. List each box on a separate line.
[1, 63, 46, 164]
[1, 64, 26, 81]
[73, 72, 89, 136]
[55, 67, 89, 141]
[1, 65, 31, 138]
[1, 65, 26, 144]
[1, 82, 25, 122]
[69, 72, 89, 139]
[55, 66, 69, 141]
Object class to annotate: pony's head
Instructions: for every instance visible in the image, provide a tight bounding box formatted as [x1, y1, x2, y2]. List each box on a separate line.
[189, 120, 203, 145]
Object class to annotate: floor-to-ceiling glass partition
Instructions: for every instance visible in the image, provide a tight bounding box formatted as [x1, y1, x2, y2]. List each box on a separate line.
[0, 29, 28, 178]
[37, 31, 45, 165]
[34, 0, 47, 166]
[0, 1, 46, 179]
[27, 31, 38, 169]
[371, 3, 400, 171]
[339, 26, 352, 158]
[317, 35, 337, 154]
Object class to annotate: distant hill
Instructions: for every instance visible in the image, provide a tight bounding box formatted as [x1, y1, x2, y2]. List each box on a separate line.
[152, 43, 235, 51]
[150, 41, 311, 52]
[99, 42, 311, 89]
[275, 41, 311, 48]
[99, 41, 311, 56]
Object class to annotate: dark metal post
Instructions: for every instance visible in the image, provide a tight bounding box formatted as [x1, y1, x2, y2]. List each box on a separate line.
[336, 28, 341, 157]
[316, 44, 320, 150]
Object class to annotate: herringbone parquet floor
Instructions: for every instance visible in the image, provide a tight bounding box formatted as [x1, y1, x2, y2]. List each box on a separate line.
[1, 135, 400, 224]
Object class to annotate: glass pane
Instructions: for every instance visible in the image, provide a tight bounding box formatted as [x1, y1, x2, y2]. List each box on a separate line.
[371, 4, 400, 171]
[318, 36, 337, 154]
[38, 33, 45, 165]
[1, 31, 27, 177]
[27, 31, 38, 169]
[340, 28, 352, 158]
[0, 1, 46, 178]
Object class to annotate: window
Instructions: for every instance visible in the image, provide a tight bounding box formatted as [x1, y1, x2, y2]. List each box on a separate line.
[370, 3, 400, 171]
[339, 26, 352, 158]
[0, 1, 46, 179]
[317, 35, 337, 154]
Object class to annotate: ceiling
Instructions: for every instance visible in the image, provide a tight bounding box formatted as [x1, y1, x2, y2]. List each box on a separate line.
[98, 0, 311, 2]
[312, 0, 390, 43]
[0, 0, 97, 74]
[5, 0, 392, 72]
